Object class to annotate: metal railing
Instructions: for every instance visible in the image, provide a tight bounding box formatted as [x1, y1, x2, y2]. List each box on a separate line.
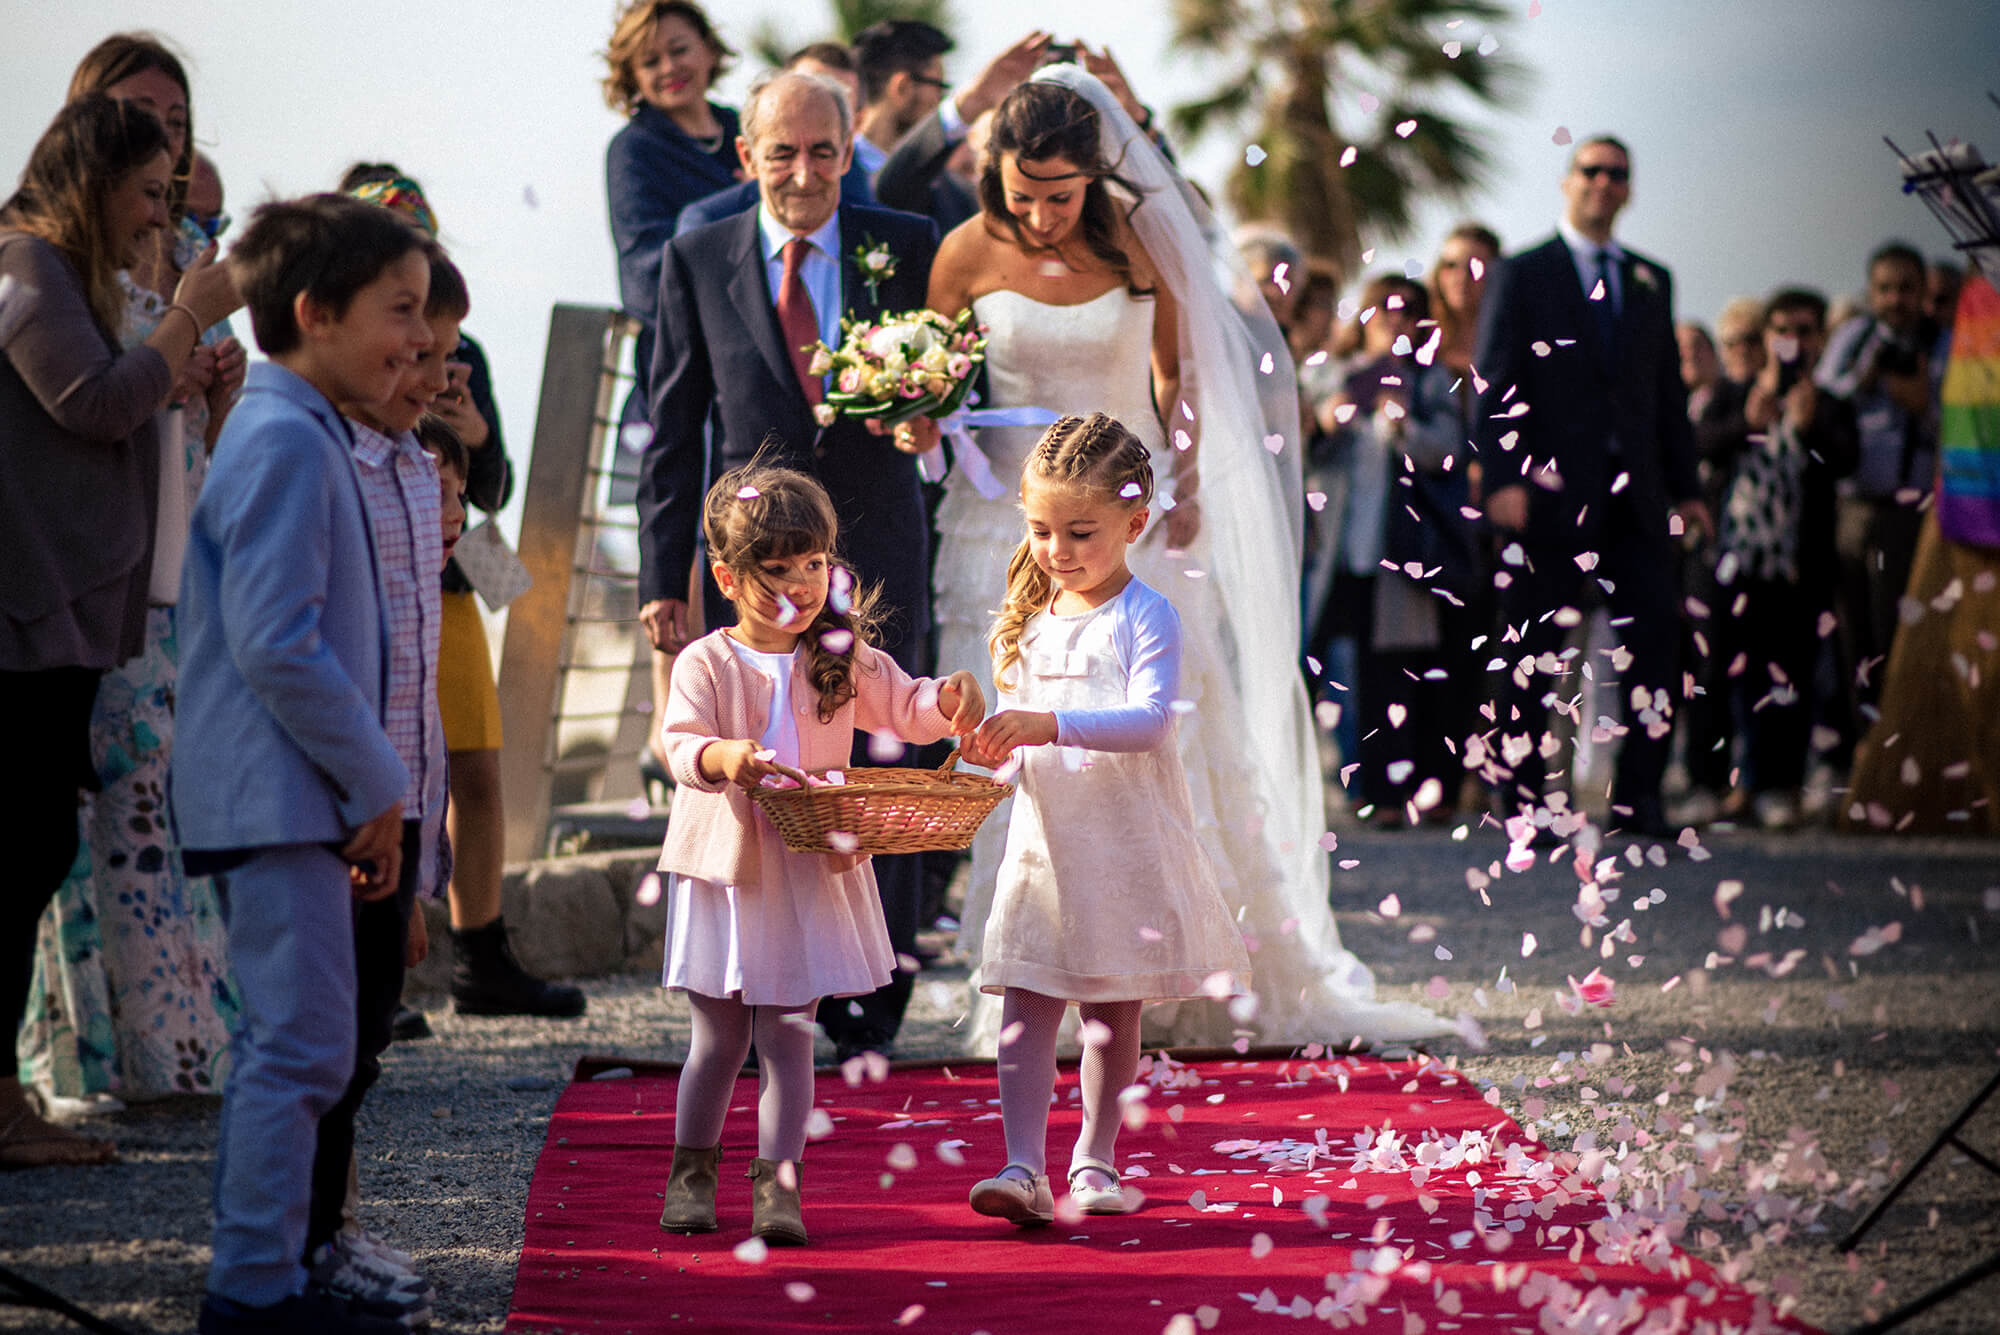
[496, 305, 659, 861]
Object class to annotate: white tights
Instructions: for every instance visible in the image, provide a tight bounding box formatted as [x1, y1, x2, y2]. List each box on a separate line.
[995, 989, 1142, 1182]
[676, 991, 819, 1162]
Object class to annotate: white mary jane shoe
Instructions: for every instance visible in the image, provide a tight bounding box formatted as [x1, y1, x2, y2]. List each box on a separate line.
[1066, 1156, 1132, 1215]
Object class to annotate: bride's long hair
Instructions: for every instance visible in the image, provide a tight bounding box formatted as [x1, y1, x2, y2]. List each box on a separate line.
[990, 413, 1154, 689]
[979, 80, 1150, 298]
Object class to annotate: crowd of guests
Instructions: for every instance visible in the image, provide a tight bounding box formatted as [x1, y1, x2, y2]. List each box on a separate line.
[1269, 171, 1981, 839]
[2, 6, 1994, 1332]
[0, 29, 590, 1335]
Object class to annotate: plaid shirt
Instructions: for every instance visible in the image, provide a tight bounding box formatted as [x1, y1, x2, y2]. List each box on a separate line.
[349, 420, 443, 820]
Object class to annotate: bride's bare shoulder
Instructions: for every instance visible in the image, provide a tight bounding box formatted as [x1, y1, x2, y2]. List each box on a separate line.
[933, 215, 1015, 298]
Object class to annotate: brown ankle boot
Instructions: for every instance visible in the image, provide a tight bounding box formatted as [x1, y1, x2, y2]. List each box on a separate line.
[746, 1157, 807, 1245]
[659, 1143, 722, 1232]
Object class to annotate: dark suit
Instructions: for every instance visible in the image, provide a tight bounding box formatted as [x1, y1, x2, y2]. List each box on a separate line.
[1472, 234, 1700, 824]
[875, 110, 979, 234]
[639, 201, 939, 1048]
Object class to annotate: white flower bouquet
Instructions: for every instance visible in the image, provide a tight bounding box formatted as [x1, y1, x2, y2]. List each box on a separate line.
[805, 307, 985, 429]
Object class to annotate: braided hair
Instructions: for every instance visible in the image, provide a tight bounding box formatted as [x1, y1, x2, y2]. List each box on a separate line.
[703, 458, 883, 721]
[990, 413, 1154, 689]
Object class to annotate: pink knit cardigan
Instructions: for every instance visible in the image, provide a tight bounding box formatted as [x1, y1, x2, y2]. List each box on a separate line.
[656, 629, 955, 886]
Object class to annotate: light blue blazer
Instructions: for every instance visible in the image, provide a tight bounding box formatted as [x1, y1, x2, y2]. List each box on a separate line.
[172, 362, 409, 850]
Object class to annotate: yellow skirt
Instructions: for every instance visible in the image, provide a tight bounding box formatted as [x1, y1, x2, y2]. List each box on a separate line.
[437, 590, 503, 751]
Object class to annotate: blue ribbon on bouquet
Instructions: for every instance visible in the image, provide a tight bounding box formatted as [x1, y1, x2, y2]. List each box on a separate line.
[916, 405, 1063, 498]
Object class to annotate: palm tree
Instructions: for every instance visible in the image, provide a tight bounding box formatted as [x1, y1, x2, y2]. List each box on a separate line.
[750, 0, 955, 69]
[1171, 0, 1526, 279]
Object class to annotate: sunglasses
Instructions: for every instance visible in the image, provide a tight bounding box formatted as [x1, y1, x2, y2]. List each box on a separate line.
[1575, 164, 1630, 184]
[186, 209, 231, 242]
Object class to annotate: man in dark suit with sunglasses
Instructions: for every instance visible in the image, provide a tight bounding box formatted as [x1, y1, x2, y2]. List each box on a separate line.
[1473, 135, 1711, 840]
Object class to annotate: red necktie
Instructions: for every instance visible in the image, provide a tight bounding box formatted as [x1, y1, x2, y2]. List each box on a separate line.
[776, 238, 823, 406]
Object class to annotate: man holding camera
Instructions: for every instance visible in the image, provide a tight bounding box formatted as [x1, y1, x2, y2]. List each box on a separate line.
[1705, 289, 1859, 828]
[1817, 241, 1947, 740]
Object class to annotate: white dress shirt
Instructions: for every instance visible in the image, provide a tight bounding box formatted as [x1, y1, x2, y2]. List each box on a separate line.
[1557, 216, 1624, 312]
[757, 206, 844, 355]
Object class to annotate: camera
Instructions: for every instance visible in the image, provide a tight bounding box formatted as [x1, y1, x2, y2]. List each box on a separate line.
[1775, 356, 1802, 395]
[1041, 42, 1079, 67]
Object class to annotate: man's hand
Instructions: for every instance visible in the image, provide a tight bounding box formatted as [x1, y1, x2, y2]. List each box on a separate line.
[963, 709, 1058, 769]
[1486, 483, 1530, 532]
[867, 415, 941, 455]
[343, 802, 403, 901]
[937, 670, 987, 735]
[699, 738, 810, 790]
[954, 31, 1051, 120]
[1781, 378, 1819, 434]
[1164, 496, 1201, 551]
[641, 597, 692, 654]
[1076, 43, 1148, 127]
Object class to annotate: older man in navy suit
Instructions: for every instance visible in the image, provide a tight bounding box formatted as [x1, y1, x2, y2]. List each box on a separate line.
[637, 68, 939, 1059]
[1474, 136, 1711, 840]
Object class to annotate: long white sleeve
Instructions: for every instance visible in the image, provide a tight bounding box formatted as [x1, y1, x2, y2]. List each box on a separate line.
[1051, 582, 1183, 752]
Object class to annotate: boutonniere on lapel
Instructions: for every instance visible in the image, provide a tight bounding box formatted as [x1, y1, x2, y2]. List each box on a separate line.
[1632, 263, 1660, 294]
[852, 236, 897, 304]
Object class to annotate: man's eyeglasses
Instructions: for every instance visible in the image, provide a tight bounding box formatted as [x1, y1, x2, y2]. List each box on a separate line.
[908, 73, 951, 91]
[1767, 322, 1821, 338]
[1575, 164, 1630, 184]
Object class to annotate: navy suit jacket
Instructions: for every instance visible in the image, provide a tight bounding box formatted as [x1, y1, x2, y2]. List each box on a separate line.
[1473, 234, 1698, 545]
[638, 202, 939, 664]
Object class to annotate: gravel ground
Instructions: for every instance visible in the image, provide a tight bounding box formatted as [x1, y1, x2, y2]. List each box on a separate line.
[4, 827, 1997, 1334]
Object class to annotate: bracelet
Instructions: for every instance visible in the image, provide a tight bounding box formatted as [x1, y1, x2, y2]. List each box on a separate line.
[163, 302, 202, 338]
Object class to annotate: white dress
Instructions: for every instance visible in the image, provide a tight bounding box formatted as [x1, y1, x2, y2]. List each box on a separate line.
[660, 641, 896, 1007]
[978, 579, 1250, 1002]
[940, 287, 1451, 1048]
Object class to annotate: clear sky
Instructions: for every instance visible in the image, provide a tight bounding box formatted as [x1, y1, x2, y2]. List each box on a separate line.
[7, 0, 1997, 544]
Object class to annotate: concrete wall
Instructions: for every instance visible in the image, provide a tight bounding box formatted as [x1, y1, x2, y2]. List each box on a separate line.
[405, 848, 664, 992]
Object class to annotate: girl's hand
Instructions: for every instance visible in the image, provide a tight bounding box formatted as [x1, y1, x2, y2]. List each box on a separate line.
[206, 336, 247, 415]
[172, 342, 217, 404]
[965, 709, 1058, 768]
[405, 901, 429, 968]
[937, 671, 987, 735]
[432, 361, 491, 449]
[1164, 495, 1201, 550]
[700, 738, 810, 790]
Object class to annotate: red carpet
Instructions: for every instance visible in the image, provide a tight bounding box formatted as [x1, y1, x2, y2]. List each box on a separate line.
[508, 1052, 1819, 1333]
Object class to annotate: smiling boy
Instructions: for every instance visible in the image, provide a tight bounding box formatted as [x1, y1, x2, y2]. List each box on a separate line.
[173, 193, 430, 1335]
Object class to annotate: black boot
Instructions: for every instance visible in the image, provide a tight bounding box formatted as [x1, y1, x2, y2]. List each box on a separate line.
[449, 917, 587, 1018]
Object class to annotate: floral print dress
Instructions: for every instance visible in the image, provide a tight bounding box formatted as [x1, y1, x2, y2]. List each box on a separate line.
[16, 224, 242, 1100]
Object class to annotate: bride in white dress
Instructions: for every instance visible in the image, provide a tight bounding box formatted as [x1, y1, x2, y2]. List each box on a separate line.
[927, 65, 1449, 1050]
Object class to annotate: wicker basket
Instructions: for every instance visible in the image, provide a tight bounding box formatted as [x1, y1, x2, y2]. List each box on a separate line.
[748, 753, 1012, 855]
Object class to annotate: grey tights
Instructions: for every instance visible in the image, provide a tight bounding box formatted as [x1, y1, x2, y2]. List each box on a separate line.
[677, 991, 819, 1162]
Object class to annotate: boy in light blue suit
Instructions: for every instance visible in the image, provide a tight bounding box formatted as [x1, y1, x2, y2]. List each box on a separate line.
[174, 194, 434, 1335]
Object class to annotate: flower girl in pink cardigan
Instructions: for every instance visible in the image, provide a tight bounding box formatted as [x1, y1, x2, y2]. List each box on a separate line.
[653, 461, 984, 1246]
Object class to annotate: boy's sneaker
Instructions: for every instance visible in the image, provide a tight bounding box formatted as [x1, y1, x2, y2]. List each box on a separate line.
[197, 1288, 406, 1335]
[336, 1225, 430, 1294]
[309, 1235, 434, 1329]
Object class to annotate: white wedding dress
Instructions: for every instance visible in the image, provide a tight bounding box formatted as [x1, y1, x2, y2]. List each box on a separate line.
[939, 284, 1452, 1050]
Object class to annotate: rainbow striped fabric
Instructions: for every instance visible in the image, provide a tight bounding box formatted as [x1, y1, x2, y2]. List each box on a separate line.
[1938, 271, 2000, 549]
